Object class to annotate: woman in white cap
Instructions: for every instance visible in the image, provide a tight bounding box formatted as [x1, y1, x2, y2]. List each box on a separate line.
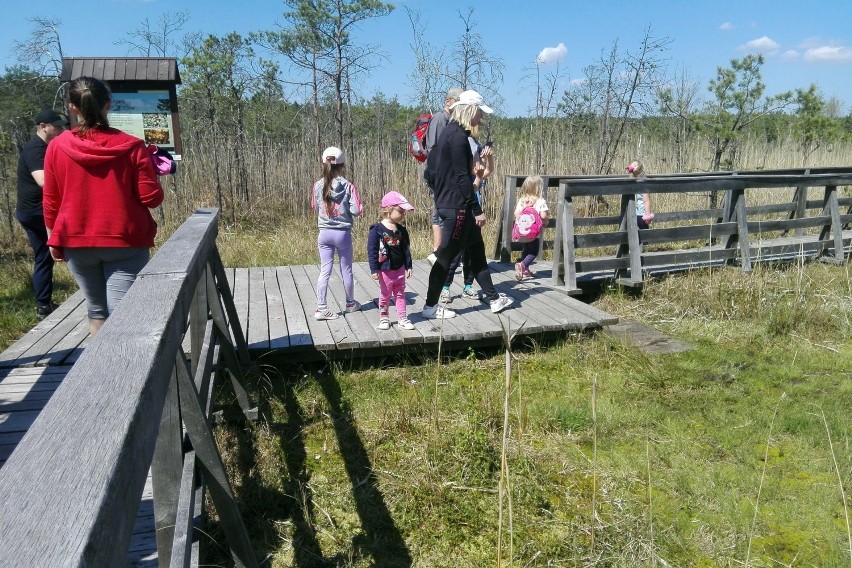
[422, 90, 513, 319]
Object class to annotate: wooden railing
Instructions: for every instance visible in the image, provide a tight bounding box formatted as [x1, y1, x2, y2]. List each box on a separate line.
[0, 208, 259, 567]
[496, 168, 852, 294]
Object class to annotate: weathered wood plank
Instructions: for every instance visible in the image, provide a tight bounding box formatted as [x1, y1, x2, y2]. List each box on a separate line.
[246, 267, 270, 350]
[273, 266, 313, 349]
[232, 267, 251, 349]
[289, 264, 339, 351]
[0, 291, 86, 368]
[0, 274, 189, 566]
[263, 267, 291, 350]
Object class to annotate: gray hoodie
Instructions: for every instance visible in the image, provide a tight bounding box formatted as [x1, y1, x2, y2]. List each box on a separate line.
[311, 175, 362, 230]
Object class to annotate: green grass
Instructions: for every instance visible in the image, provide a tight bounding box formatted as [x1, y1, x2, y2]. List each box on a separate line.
[2, 221, 850, 567]
[204, 259, 852, 567]
[0, 248, 78, 352]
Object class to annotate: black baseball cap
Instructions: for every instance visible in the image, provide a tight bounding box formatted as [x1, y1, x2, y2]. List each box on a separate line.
[35, 109, 69, 127]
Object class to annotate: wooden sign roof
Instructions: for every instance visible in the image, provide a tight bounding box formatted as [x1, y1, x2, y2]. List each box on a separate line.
[60, 58, 181, 84]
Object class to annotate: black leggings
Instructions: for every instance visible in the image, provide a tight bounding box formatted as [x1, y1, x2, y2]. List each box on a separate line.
[426, 208, 497, 306]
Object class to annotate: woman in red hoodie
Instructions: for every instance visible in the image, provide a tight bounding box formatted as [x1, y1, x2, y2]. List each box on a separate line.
[43, 76, 164, 336]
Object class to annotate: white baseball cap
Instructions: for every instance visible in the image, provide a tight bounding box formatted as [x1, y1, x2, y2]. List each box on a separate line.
[449, 90, 493, 114]
[321, 146, 344, 164]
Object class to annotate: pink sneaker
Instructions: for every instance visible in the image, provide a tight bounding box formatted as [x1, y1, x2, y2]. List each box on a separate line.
[522, 266, 534, 278]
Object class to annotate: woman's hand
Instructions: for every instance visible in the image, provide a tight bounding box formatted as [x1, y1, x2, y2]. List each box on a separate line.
[406, 269, 412, 279]
[49, 246, 65, 262]
[475, 213, 486, 227]
[371, 272, 379, 281]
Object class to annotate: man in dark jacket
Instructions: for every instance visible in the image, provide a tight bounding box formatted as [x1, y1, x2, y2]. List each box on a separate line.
[16, 109, 68, 318]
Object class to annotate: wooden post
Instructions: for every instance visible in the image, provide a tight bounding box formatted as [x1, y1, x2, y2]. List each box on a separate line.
[819, 185, 845, 263]
[723, 188, 751, 272]
[496, 176, 518, 262]
[151, 367, 182, 567]
[189, 267, 208, 376]
[173, 352, 259, 568]
[551, 183, 565, 288]
[615, 193, 643, 286]
[791, 168, 810, 237]
[209, 248, 251, 366]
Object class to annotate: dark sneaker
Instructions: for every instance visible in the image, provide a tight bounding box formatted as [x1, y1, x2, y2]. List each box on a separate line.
[36, 303, 57, 318]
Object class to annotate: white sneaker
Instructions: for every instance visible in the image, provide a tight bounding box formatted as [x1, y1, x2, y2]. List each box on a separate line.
[439, 288, 453, 304]
[490, 293, 514, 314]
[315, 308, 339, 320]
[397, 318, 415, 330]
[426, 252, 438, 266]
[422, 304, 456, 319]
[377, 317, 390, 330]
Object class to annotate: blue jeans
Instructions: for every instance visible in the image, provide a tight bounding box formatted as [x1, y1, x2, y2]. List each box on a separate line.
[15, 210, 54, 309]
[65, 247, 150, 320]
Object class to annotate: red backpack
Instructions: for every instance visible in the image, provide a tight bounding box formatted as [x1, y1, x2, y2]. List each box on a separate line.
[408, 112, 432, 162]
[512, 206, 544, 243]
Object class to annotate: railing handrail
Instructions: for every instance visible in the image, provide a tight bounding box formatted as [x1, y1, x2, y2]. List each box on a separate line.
[0, 209, 221, 566]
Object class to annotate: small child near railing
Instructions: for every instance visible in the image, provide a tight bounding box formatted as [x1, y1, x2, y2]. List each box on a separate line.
[627, 160, 655, 228]
[512, 175, 550, 281]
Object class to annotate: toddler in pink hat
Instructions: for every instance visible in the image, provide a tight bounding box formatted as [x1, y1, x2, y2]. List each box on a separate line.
[367, 191, 415, 330]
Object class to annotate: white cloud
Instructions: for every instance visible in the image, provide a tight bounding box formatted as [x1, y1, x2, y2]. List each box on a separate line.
[740, 36, 780, 55]
[798, 37, 824, 49]
[536, 43, 567, 65]
[781, 50, 800, 61]
[719, 22, 734, 31]
[803, 45, 852, 62]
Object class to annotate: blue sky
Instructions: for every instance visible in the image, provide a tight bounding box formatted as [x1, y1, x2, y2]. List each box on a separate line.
[5, 0, 852, 117]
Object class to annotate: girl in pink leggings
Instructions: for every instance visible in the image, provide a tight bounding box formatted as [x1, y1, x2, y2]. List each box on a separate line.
[367, 191, 415, 330]
[311, 146, 362, 320]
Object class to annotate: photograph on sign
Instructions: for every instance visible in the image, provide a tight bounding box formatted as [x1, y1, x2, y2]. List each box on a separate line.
[109, 90, 175, 150]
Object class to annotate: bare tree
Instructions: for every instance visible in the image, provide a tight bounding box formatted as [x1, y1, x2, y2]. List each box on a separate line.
[115, 10, 192, 58]
[559, 27, 670, 175]
[12, 17, 65, 79]
[520, 57, 567, 172]
[404, 7, 446, 112]
[445, 8, 505, 111]
[656, 66, 703, 171]
[260, 0, 393, 155]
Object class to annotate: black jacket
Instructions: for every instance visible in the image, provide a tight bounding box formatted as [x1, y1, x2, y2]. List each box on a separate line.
[425, 121, 482, 216]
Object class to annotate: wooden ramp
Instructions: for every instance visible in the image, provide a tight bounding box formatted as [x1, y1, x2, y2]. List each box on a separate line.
[0, 259, 614, 565]
[223, 259, 616, 357]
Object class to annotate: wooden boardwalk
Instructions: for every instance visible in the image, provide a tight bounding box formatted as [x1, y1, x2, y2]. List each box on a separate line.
[226, 259, 616, 356]
[0, 258, 614, 566]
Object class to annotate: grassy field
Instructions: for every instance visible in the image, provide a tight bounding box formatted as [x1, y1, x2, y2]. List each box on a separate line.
[2, 208, 850, 567]
[202, 243, 852, 567]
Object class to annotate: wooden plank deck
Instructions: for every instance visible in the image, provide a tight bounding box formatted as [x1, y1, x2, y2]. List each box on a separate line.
[225, 259, 616, 356]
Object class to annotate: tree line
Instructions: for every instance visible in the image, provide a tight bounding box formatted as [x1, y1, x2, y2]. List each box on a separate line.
[2, 2, 851, 240]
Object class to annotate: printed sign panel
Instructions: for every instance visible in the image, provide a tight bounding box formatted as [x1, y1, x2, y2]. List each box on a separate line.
[109, 90, 175, 151]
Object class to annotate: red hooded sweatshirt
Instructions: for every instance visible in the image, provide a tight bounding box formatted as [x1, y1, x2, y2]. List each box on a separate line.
[43, 127, 164, 249]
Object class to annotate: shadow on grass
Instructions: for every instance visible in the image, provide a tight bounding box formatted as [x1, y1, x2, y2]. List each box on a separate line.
[208, 363, 412, 567]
